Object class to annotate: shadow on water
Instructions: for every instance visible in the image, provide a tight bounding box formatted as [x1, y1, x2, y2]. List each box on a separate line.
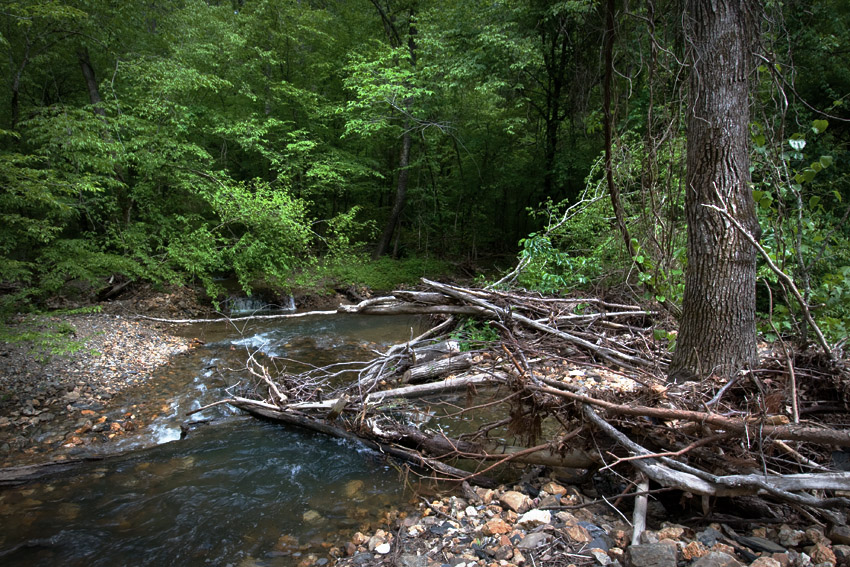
[1, 314, 429, 566]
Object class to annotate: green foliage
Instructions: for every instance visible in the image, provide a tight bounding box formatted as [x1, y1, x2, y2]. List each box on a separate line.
[297, 254, 452, 294]
[450, 318, 500, 352]
[751, 118, 850, 343]
[514, 195, 618, 294]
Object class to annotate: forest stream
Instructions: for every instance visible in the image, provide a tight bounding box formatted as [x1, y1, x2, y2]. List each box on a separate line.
[0, 313, 430, 567]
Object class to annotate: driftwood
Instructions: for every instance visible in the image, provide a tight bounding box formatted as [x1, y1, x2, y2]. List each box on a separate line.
[402, 352, 477, 384]
[186, 280, 850, 513]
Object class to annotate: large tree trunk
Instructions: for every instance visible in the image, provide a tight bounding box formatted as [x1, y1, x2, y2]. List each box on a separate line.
[669, 0, 760, 381]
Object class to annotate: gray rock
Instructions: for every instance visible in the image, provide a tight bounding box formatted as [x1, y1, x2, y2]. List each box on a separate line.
[350, 552, 375, 565]
[698, 528, 723, 547]
[626, 543, 678, 567]
[779, 526, 806, 547]
[737, 536, 786, 554]
[517, 532, 552, 550]
[691, 551, 743, 567]
[829, 526, 850, 546]
[399, 554, 428, 567]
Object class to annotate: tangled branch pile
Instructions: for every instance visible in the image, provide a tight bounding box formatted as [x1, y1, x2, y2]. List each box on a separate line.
[207, 279, 850, 517]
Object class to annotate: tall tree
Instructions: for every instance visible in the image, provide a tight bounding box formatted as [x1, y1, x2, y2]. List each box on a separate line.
[668, 0, 761, 381]
[369, 0, 417, 260]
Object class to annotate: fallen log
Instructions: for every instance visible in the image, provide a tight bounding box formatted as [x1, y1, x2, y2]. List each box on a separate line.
[421, 279, 657, 370]
[229, 397, 497, 486]
[365, 372, 507, 403]
[402, 352, 477, 384]
[530, 381, 850, 447]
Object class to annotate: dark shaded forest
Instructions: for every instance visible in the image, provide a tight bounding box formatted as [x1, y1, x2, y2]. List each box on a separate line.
[1, 0, 849, 351]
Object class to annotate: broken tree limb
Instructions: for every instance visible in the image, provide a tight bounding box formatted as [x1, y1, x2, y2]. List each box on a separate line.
[365, 372, 508, 404]
[402, 352, 477, 384]
[137, 309, 339, 324]
[585, 406, 850, 507]
[339, 302, 485, 316]
[421, 279, 657, 370]
[530, 379, 850, 447]
[229, 397, 497, 486]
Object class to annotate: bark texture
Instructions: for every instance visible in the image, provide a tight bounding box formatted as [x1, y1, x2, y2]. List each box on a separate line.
[669, 0, 761, 381]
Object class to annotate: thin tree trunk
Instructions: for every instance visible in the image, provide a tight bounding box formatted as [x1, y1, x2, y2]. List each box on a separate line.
[669, 0, 760, 381]
[78, 47, 106, 116]
[373, 123, 411, 259]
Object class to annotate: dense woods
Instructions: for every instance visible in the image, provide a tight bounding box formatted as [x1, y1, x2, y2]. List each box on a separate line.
[1, 0, 849, 362]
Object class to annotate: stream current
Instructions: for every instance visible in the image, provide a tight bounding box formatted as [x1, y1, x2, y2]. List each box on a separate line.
[0, 314, 427, 566]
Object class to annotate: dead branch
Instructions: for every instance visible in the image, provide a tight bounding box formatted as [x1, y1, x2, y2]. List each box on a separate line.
[585, 406, 850, 507]
[531, 380, 850, 447]
[422, 279, 657, 370]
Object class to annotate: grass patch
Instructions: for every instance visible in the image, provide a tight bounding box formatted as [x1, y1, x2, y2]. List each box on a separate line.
[0, 315, 95, 362]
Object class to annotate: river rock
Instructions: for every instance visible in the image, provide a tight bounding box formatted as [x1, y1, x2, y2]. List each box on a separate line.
[626, 542, 678, 567]
[829, 527, 850, 547]
[683, 541, 710, 560]
[692, 551, 744, 567]
[833, 545, 850, 567]
[541, 481, 568, 496]
[344, 479, 364, 498]
[780, 526, 806, 547]
[739, 537, 787, 554]
[302, 510, 322, 523]
[806, 543, 836, 566]
[751, 557, 782, 567]
[398, 554, 428, 567]
[481, 518, 512, 536]
[375, 543, 391, 555]
[698, 528, 724, 547]
[517, 532, 551, 550]
[499, 490, 533, 513]
[517, 509, 551, 529]
[590, 548, 613, 565]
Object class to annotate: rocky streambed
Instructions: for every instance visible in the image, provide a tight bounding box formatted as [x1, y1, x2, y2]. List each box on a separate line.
[0, 312, 193, 467]
[333, 477, 850, 567]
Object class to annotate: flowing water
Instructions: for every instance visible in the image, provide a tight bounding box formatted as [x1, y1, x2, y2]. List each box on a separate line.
[0, 314, 429, 567]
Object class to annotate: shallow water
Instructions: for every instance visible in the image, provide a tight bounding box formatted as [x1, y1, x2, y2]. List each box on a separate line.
[0, 314, 427, 566]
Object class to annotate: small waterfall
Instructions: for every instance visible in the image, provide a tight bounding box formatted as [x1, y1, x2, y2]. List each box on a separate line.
[226, 295, 296, 315]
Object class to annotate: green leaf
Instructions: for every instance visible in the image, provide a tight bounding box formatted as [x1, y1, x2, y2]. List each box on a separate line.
[788, 137, 806, 151]
[819, 155, 834, 168]
[809, 196, 821, 209]
[812, 119, 829, 134]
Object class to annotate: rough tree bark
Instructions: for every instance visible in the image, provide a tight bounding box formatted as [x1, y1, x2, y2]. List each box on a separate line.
[669, 0, 761, 381]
